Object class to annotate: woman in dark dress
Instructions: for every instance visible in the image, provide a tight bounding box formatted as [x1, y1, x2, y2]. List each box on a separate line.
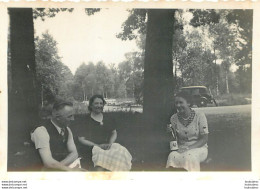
[74, 95, 132, 171]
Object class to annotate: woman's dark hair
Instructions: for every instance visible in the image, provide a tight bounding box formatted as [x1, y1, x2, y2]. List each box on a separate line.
[175, 91, 191, 104]
[88, 95, 106, 111]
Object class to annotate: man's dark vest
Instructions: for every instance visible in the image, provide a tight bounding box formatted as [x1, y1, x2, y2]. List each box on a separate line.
[43, 120, 69, 162]
[32, 120, 70, 168]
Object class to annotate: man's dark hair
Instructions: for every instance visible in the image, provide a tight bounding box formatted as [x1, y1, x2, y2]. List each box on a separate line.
[88, 95, 106, 111]
[52, 100, 73, 111]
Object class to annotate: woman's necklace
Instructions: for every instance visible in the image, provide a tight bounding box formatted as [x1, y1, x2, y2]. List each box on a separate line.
[180, 111, 191, 121]
[181, 116, 190, 121]
[178, 109, 195, 127]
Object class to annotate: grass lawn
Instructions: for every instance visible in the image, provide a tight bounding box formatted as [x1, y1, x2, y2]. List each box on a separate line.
[111, 112, 251, 171]
[204, 113, 251, 171]
[7, 111, 251, 171]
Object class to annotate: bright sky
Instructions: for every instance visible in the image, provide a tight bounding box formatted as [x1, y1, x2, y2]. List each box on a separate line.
[34, 8, 138, 74]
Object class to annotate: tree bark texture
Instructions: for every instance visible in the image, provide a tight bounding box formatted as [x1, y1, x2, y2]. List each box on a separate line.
[8, 8, 39, 169]
[142, 9, 175, 169]
[143, 9, 175, 127]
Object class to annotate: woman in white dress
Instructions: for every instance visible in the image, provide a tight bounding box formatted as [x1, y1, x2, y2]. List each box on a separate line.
[166, 91, 209, 171]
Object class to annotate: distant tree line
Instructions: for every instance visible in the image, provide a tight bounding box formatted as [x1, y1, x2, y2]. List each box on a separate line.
[17, 9, 252, 107]
[34, 31, 144, 104]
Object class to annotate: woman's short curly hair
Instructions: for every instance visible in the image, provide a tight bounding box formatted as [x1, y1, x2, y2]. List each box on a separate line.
[175, 91, 192, 104]
[88, 95, 106, 111]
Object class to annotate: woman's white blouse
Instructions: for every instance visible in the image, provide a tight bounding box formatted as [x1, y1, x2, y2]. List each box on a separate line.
[170, 110, 209, 147]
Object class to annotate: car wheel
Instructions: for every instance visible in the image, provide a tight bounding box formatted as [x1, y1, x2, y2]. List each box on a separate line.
[200, 99, 207, 107]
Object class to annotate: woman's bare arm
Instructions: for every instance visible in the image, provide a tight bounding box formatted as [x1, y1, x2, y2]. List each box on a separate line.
[188, 134, 208, 149]
[78, 137, 98, 147]
[108, 130, 117, 144]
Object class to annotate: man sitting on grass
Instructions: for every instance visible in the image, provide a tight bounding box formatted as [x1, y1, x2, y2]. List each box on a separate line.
[31, 100, 85, 171]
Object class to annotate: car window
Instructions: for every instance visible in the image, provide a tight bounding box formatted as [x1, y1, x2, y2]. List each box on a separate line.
[191, 88, 199, 95]
[199, 88, 207, 94]
[181, 88, 191, 94]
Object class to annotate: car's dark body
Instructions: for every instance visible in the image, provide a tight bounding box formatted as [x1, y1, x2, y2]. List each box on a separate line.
[179, 86, 217, 107]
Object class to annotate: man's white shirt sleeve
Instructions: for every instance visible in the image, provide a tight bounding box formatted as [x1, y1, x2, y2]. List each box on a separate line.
[31, 126, 50, 149]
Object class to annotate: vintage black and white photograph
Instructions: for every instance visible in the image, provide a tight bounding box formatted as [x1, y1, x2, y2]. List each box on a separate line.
[5, 7, 252, 173]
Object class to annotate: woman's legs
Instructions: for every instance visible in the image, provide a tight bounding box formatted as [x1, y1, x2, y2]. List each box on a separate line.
[182, 147, 208, 171]
[92, 143, 132, 171]
[166, 151, 186, 170]
[166, 147, 208, 171]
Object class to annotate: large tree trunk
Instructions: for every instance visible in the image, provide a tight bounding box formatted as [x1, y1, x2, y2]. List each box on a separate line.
[8, 8, 39, 170]
[143, 9, 175, 124]
[142, 9, 175, 169]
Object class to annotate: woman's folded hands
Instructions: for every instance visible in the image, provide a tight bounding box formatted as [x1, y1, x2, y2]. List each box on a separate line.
[98, 143, 112, 150]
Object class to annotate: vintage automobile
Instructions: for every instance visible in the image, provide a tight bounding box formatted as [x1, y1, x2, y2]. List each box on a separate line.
[179, 86, 217, 107]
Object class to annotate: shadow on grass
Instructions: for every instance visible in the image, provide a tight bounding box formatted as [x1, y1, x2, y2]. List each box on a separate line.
[7, 111, 251, 172]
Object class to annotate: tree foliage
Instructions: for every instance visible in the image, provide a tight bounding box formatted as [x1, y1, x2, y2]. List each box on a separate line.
[190, 9, 220, 27]
[85, 8, 101, 16]
[118, 51, 144, 103]
[118, 9, 252, 95]
[34, 8, 253, 107]
[187, 9, 252, 94]
[116, 9, 147, 40]
[72, 50, 144, 103]
[35, 31, 74, 103]
[226, 9, 252, 68]
[33, 8, 101, 21]
[73, 61, 116, 101]
[33, 8, 74, 21]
